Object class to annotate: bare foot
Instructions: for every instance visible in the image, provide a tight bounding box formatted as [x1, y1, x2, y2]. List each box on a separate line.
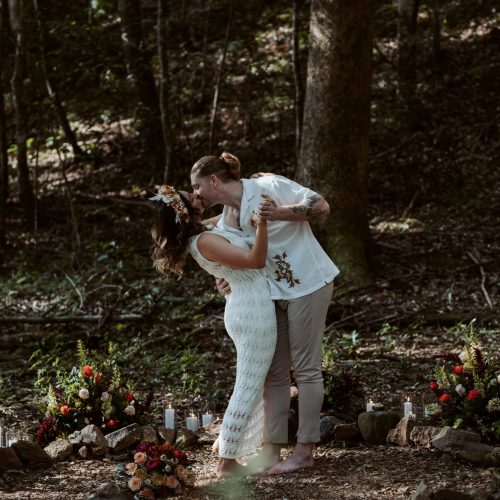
[212, 437, 219, 453]
[269, 453, 314, 474]
[216, 459, 249, 479]
[245, 445, 281, 473]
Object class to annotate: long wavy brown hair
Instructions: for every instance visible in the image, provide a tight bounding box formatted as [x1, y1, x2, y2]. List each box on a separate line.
[151, 193, 204, 277]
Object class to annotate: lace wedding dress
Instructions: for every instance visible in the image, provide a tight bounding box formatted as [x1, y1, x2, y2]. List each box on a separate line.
[189, 228, 277, 458]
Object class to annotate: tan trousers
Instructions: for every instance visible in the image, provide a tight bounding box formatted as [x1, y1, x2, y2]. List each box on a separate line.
[263, 281, 334, 444]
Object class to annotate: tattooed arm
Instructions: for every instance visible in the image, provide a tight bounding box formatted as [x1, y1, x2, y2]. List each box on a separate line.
[259, 192, 330, 221]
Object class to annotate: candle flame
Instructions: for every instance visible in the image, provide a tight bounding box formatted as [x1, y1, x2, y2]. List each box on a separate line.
[369, 399, 373, 403]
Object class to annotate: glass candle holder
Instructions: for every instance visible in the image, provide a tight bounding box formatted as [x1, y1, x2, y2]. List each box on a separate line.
[163, 403, 176, 430]
[185, 411, 199, 432]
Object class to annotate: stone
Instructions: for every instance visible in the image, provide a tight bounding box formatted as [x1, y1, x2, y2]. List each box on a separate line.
[11, 441, 53, 469]
[410, 426, 442, 448]
[44, 438, 74, 461]
[372, 403, 385, 411]
[387, 416, 417, 447]
[140, 425, 158, 444]
[175, 429, 198, 449]
[465, 488, 495, 500]
[81, 425, 109, 456]
[68, 430, 83, 445]
[357, 411, 400, 445]
[431, 489, 472, 500]
[411, 482, 432, 500]
[0, 447, 24, 472]
[449, 442, 500, 467]
[96, 481, 121, 497]
[334, 423, 362, 442]
[105, 423, 141, 453]
[106, 452, 128, 461]
[319, 416, 346, 444]
[431, 427, 481, 451]
[78, 446, 89, 459]
[157, 427, 176, 444]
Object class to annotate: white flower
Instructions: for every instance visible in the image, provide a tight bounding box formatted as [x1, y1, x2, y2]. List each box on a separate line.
[101, 392, 110, 401]
[290, 386, 299, 398]
[455, 384, 466, 396]
[124, 405, 135, 416]
[459, 351, 469, 362]
[164, 464, 171, 473]
[79, 388, 90, 400]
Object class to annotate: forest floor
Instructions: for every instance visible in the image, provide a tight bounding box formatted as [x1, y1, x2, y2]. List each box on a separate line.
[1, 2, 499, 500]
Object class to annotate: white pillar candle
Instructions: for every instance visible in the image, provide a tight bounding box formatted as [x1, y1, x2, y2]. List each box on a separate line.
[201, 413, 213, 427]
[403, 398, 413, 417]
[164, 407, 175, 429]
[366, 399, 374, 412]
[186, 415, 199, 432]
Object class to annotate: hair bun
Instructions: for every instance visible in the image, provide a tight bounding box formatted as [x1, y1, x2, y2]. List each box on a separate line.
[220, 152, 241, 180]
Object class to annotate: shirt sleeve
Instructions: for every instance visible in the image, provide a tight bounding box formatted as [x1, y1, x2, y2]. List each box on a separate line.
[255, 175, 318, 206]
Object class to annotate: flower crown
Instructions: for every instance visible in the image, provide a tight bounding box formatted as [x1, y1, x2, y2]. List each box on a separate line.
[149, 185, 190, 223]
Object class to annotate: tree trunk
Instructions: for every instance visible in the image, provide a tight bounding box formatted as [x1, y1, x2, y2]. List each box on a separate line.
[0, 0, 9, 251]
[157, 0, 173, 182]
[292, 0, 303, 172]
[296, 0, 374, 285]
[208, 0, 233, 152]
[9, 0, 35, 225]
[429, 0, 441, 66]
[397, 0, 420, 112]
[33, 0, 85, 158]
[118, 0, 165, 180]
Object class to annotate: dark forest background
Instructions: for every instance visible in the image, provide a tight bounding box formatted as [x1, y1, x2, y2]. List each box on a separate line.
[0, 0, 498, 456]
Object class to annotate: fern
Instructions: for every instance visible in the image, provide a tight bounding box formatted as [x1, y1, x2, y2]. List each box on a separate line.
[76, 340, 88, 367]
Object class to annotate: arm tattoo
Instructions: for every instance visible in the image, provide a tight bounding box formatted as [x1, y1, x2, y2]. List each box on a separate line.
[291, 194, 321, 218]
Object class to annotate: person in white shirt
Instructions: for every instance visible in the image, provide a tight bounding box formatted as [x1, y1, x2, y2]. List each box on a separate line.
[190, 152, 340, 474]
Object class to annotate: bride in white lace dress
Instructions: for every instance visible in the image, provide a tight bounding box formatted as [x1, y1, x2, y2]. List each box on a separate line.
[151, 185, 277, 479]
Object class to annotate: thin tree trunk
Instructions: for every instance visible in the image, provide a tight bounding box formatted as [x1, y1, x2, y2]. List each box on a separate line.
[33, 0, 85, 158]
[397, 0, 420, 108]
[9, 0, 35, 225]
[157, 0, 173, 182]
[429, 0, 441, 65]
[0, 0, 11, 253]
[118, 0, 165, 181]
[296, 0, 374, 285]
[292, 0, 303, 172]
[208, 0, 233, 152]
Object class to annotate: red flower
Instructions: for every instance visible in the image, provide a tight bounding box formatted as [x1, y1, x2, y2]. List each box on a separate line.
[174, 450, 183, 459]
[146, 458, 160, 470]
[454, 365, 463, 375]
[60, 405, 70, 415]
[95, 373, 102, 383]
[106, 418, 117, 428]
[429, 381, 439, 391]
[83, 365, 93, 377]
[439, 393, 451, 403]
[125, 391, 134, 403]
[467, 389, 481, 400]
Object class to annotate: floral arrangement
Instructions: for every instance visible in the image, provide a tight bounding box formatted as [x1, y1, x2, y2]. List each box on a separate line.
[427, 333, 499, 442]
[149, 185, 190, 223]
[35, 341, 152, 445]
[116, 442, 195, 498]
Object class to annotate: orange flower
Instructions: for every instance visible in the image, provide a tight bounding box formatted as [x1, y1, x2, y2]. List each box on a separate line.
[82, 365, 93, 377]
[127, 477, 142, 492]
[134, 452, 147, 464]
[125, 391, 134, 402]
[60, 405, 70, 415]
[165, 475, 179, 489]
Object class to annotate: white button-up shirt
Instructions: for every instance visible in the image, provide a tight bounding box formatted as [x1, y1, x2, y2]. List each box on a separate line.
[217, 175, 340, 300]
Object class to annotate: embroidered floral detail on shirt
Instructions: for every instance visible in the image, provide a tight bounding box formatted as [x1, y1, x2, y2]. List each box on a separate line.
[272, 251, 300, 288]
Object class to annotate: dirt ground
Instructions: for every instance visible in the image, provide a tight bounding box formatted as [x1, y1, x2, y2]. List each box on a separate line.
[0, 442, 497, 499]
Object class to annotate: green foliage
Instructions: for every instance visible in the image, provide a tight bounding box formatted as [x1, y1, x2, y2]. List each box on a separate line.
[427, 326, 500, 442]
[34, 341, 151, 445]
[320, 343, 364, 420]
